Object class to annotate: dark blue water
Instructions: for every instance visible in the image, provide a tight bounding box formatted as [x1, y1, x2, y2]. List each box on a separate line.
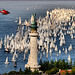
[0, 1, 75, 74]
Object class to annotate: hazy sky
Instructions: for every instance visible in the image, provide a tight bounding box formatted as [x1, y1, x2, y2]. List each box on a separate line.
[0, 0, 75, 1]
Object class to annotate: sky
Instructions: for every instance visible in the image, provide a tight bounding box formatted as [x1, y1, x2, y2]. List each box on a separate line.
[0, 0, 75, 1]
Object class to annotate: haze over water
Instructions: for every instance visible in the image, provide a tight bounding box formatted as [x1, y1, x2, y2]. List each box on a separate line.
[0, 1, 75, 74]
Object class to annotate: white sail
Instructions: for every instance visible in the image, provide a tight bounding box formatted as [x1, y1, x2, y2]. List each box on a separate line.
[55, 45, 58, 51]
[57, 53, 58, 56]
[23, 53, 26, 60]
[59, 50, 61, 54]
[14, 50, 18, 58]
[71, 34, 73, 39]
[68, 54, 71, 62]
[63, 48, 64, 51]
[60, 40, 63, 46]
[50, 49, 52, 55]
[1, 38, 3, 44]
[43, 51, 45, 55]
[19, 17, 21, 25]
[46, 53, 48, 59]
[7, 41, 10, 49]
[46, 43, 48, 54]
[10, 48, 14, 53]
[56, 58, 57, 62]
[4, 57, 9, 64]
[0, 43, 2, 49]
[69, 22, 71, 25]
[40, 53, 42, 60]
[68, 44, 72, 51]
[12, 54, 16, 62]
[12, 33, 14, 37]
[65, 48, 67, 54]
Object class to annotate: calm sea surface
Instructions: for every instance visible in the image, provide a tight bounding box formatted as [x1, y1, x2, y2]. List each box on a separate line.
[0, 1, 75, 74]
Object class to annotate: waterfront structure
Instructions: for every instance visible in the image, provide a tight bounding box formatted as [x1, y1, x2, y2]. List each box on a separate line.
[25, 14, 40, 71]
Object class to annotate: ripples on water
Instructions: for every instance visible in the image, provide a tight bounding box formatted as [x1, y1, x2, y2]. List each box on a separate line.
[0, 1, 75, 74]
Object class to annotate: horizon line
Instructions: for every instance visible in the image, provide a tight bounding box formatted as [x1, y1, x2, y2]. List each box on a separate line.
[0, 0, 75, 1]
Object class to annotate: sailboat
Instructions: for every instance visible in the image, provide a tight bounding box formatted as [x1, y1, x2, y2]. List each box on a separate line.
[43, 51, 45, 55]
[12, 33, 14, 37]
[4, 57, 9, 64]
[10, 48, 14, 53]
[69, 22, 71, 25]
[54, 38, 56, 43]
[0, 43, 2, 49]
[14, 50, 18, 58]
[23, 53, 26, 61]
[12, 55, 16, 62]
[50, 49, 52, 55]
[26, 8, 29, 10]
[68, 44, 72, 51]
[68, 54, 71, 62]
[5, 40, 10, 52]
[59, 50, 61, 54]
[46, 53, 48, 59]
[65, 48, 67, 54]
[63, 27, 67, 31]
[5, 48, 10, 52]
[1, 38, 3, 45]
[71, 34, 73, 39]
[55, 45, 58, 51]
[15, 20, 17, 23]
[14, 61, 17, 67]
[54, 33, 57, 38]
[40, 53, 42, 60]
[63, 48, 64, 51]
[17, 26, 19, 31]
[60, 40, 63, 46]
[57, 53, 58, 57]
[46, 44, 48, 54]
[56, 58, 57, 62]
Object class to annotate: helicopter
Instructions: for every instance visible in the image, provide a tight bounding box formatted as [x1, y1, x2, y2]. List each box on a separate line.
[0, 9, 10, 15]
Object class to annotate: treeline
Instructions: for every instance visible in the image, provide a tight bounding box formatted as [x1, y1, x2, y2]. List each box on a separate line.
[2, 59, 75, 75]
[3, 67, 41, 75]
[39, 59, 75, 74]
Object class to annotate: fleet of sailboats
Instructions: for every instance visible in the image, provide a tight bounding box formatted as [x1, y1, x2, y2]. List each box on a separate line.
[0, 8, 74, 66]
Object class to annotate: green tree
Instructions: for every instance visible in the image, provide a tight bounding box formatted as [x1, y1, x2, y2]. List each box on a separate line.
[8, 71, 17, 74]
[24, 67, 32, 74]
[32, 70, 40, 74]
[45, 67, 58, 74]
[73, 60, 75, 67]
[39, 61, 50, 72]
[50, 59, 54, 65]
[58, 59, 63, 69]
[65, 70, 70, 75]
[3, 73, 8, 75]
[68, 59, 72, 69]
[71, 66, 75, 74]
[49, 59, 54, 70]
[19, 68, 22, 72]
[19, 68, 25, 74]
[45, 70, 51, 74]
[65, 62, 70, 69]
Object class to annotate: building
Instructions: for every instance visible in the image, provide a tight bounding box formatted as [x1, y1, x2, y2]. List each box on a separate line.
[59, 69, 71, 74]
[25, 14, 40, 71]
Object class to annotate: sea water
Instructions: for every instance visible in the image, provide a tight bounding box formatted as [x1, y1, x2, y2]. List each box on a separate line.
[0, 1, 75, 74]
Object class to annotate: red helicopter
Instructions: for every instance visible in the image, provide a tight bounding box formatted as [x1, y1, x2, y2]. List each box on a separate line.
[0, 9, 10, 15]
